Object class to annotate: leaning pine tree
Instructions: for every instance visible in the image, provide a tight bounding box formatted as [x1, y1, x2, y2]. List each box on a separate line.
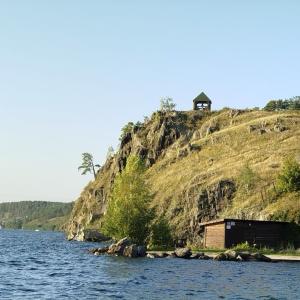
[102, 155, 154, 244]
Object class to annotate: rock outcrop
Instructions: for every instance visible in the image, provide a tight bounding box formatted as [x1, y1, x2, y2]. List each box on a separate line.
[66, 108, 300, 244]
[71, 229, 110, 242]
[89, 237, 146, 258]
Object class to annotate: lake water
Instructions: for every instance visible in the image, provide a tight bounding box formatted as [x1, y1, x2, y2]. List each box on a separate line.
[0, 230, 299, 299]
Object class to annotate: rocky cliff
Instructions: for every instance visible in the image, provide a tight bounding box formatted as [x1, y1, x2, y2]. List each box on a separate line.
[66, 108, 300, 245]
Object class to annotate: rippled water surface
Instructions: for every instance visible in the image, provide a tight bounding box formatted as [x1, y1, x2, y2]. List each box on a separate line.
[0, 230, 299, 299]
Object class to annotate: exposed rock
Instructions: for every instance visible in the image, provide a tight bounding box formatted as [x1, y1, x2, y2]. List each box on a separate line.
[107, 237, 132, 255]
[80, 229, 110, 242]
[251, 252, 272, 262]
[214, 251, 272, 262]
[214, 253, 228, 261]
[224, 250, 238, 260]
[156, 252, 169, 258]
[91, 238, 146, 258]
[177, 147, 189, 159]
[198, 254, 210, 260]
[206, 125, 219, 136]
[167, 252, 176, 258]
[188, 179, 236, 243]
[147, 253, 160, 259]
[258, 128, 266, 135]
[274, 124, 287, 132]
[192, 129, 201, 141]
[238, 251, 251, 260]
[236, 255, 243, 261]
[137, 246, 146, 257]
[190, 252, 204, 259]
[175, 248, 192, 259]
[248, 125, 257, 133]
[89, 246, 109, 254]
[123, 244, 138, 258]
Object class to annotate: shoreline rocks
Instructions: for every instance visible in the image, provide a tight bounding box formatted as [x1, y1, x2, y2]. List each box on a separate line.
[90, 237, 147, 258]
[89, 238, 274, 262]
[214, 250, 272, 262]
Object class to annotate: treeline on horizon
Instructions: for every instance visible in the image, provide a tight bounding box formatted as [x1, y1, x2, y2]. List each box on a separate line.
[264, 96, 300, 111]
[0, 201, 73, 231]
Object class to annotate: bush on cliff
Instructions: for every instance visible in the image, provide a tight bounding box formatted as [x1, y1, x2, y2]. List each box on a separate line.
[102, 155, 154, 244]
[277, 157, 300, 193]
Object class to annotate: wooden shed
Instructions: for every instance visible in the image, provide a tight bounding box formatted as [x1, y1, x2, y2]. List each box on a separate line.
[200, 218, 288, 249]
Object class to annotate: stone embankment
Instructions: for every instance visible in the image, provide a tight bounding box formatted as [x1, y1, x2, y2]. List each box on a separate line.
[89, 238, 276, 262]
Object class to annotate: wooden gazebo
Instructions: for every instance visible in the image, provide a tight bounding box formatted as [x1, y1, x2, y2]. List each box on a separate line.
[193, 92, 212, 111]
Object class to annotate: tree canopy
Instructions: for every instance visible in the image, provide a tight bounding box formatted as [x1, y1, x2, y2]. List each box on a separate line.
[102, 155, 154, 244]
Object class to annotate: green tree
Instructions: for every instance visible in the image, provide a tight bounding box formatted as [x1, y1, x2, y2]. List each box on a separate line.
[160, 97, 176, 112]
[277, 157, 300, 192]
[102, 155, 154, 244]
[264, 97, 300, 111]
[264, 100, 279, 111]
[288, 96, 300, 110]
[78, 153, 100, 179]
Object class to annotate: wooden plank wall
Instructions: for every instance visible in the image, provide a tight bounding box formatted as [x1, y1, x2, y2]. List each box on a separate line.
[204, 223, 225, 248]
[225, 221, 286, 248]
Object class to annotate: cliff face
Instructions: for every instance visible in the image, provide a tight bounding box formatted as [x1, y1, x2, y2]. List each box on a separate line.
[66, 109, 300, 244]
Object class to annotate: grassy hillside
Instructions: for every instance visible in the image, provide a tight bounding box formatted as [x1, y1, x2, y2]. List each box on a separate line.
[66, 108, 300, 245]
[147, 110, 300, 242]
[0, 201, 73, 231]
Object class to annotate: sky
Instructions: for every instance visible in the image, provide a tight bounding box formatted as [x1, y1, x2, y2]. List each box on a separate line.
[0, 1, 299, 202]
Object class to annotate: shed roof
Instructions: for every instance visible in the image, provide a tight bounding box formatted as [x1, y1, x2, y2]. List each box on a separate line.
[193, 92, 212, 103]
[199, 218, 289, 227]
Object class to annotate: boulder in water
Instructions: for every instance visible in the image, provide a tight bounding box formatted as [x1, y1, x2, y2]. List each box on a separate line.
[175, 248, 192, 259]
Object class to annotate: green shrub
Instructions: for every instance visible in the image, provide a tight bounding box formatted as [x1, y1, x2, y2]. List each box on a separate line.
[148, 217, 173, 249]
[277, 157, 300, 192]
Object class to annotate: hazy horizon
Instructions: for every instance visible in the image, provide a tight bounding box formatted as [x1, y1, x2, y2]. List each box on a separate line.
[1, 1, 299, 202]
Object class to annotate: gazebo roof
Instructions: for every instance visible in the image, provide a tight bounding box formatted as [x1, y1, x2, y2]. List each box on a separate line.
[193, 92, 212, 103]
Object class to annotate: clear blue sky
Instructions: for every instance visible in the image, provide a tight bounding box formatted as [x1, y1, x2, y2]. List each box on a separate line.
[0, 1, 299, 202]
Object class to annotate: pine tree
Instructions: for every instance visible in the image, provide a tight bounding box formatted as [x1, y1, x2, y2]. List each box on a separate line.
[78, 153, 100, 179]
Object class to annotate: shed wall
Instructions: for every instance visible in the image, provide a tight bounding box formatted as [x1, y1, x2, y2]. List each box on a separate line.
[204, 223, 225, 248]
[224, 221, 286, 248]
